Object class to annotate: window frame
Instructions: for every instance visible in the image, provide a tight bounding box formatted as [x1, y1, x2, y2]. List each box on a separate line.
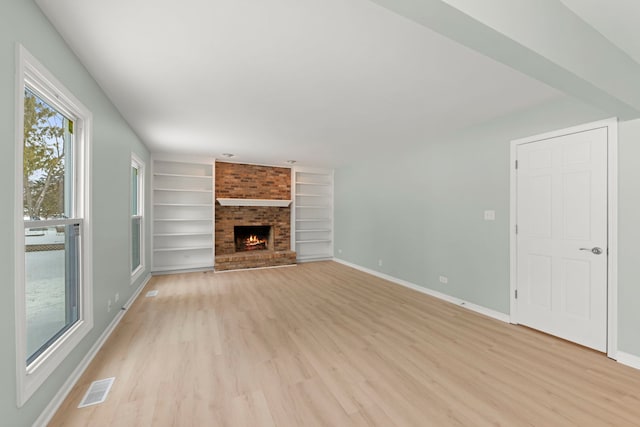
[131, 153, 145, 282]
[14, 45, 93, 407]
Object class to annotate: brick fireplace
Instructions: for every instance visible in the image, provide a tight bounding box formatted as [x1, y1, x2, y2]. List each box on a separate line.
[214, 162, 296, 271]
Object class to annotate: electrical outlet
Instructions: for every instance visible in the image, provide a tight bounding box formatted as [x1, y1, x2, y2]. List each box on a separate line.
[484, 210, 496, 221]
[378, 259, 383, 267]
[115, 292, 119, 303]
[107, 299, 112, 312]
[439, 275, 449, 284]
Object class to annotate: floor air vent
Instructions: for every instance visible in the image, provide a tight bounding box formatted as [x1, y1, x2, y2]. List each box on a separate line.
[146, 290, 159, 297]
[78, 377, 115, 408]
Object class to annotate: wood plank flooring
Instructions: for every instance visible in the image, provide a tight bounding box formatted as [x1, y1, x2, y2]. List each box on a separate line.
[49, 261, 640, 426]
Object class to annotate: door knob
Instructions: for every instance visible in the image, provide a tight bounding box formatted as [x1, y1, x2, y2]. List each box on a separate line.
[579, 247, 603, 255]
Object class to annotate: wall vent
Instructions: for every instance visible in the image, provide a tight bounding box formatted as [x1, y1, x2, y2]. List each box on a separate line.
[78, 377, 115, 408]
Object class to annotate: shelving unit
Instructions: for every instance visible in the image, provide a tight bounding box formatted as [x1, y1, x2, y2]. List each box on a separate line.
[293, 168, 334, 261]
[151, 155, 215, 272]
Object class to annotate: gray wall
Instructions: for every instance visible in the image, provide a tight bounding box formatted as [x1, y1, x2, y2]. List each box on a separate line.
[0, 1, 151, 425]
[335, 96, 640, 358]
[618, 119, 640, 357]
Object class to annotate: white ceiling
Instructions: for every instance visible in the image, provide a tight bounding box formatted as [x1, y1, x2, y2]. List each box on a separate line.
[36, 0, 564, 168]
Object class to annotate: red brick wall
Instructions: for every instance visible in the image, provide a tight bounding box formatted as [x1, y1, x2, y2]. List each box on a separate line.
[215, 162, 290, 199]
[215, 162, 292, 255]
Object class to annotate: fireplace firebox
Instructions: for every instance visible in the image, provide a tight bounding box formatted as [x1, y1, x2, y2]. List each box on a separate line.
[234, 225, 272, 252]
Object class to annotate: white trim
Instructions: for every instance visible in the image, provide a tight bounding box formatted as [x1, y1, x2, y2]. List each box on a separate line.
[290, 169, 296, 252]
[32, 274, 151, 427]
[216, 198, 292, 207]
[214, 264, 297, 273]
[509, 117, 619, 359]
[297, 256, 334, 263]
[616, 351, 640, 371]
[607, 121, 619, 359]
[24, 218, 83, 228]
[131, 153, 145, 283]
[509, 140, 518, 325]
[151, 267, 214, 276]
[15, 45, 94, 406]
[333, 258, 510, 323]
[214, 158, 295, 170]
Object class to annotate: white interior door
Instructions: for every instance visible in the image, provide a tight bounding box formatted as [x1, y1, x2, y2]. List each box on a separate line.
[516, 127, 608, 351]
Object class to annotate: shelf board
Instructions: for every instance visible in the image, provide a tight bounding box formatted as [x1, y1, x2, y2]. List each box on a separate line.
[154, 218, 212, 222]
[154, 232, 212, 237]
[154, 188, 212, 193]
[154, 173, 212, 179]
[216, 198, 292, 207]
[297, 171, 332, 176]
[296, 193, 327, 197]
[154, 203, 213, 207]
[296, 205, 329, 209]
[296, 229, 331, 232]
[295, 182, 330, 186]
[296, 239, 332, 244]
[295, 218, 331, 222]
[154, 246, 212, 252]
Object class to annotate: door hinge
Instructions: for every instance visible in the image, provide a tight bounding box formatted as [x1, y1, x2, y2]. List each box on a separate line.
[515, 289, 518, 299]
[515, 224, 518, 234]
[515, 160, 518, 170]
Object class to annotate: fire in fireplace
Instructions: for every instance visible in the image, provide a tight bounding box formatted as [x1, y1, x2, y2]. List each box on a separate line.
[234, 225, 272, 252]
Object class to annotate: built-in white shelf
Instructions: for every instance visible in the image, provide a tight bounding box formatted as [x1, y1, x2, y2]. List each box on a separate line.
[296, 181, 331, 186]
[216, 198, 292, 207]
[154, 218, 212, 222]
[152, 156, 214, 272]
[154, 246, 213, 252]
[154, 232, 212, 237]
[154, 203, 213, 207]
[154, 188, 212, 193]
[154, 173, 211, 179]
[293, 168, 333, 262]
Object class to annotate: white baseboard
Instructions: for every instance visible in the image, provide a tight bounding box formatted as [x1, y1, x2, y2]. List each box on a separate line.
[33, 273, 151, 427]
[616, 351, 640, 370]
[214, 264, 297, 273]
[333, 258, 510, 323]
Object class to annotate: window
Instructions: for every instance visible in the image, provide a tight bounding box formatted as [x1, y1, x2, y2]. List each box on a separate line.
[15, 46, 93, 406]
[131, 154, 144, 279]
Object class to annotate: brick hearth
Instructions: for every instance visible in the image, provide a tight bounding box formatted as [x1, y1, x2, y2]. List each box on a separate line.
[214, 162, 296, 271]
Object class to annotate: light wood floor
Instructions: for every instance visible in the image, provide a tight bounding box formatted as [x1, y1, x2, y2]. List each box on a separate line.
[50, 261, 640, 426]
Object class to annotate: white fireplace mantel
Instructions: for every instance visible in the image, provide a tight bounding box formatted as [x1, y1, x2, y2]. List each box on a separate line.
[216, 198, 292, 207]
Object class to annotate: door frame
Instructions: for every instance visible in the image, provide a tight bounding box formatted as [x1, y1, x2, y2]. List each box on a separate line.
[509, 118, 618, 359]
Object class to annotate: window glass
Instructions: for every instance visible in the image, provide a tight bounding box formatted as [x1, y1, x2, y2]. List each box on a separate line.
[132, 217, 141, 272]
[131, 166, 138, 216]
[131, 160, 143, 275]
[23, 88, 80, 365]
[23, 88, 70, 219]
